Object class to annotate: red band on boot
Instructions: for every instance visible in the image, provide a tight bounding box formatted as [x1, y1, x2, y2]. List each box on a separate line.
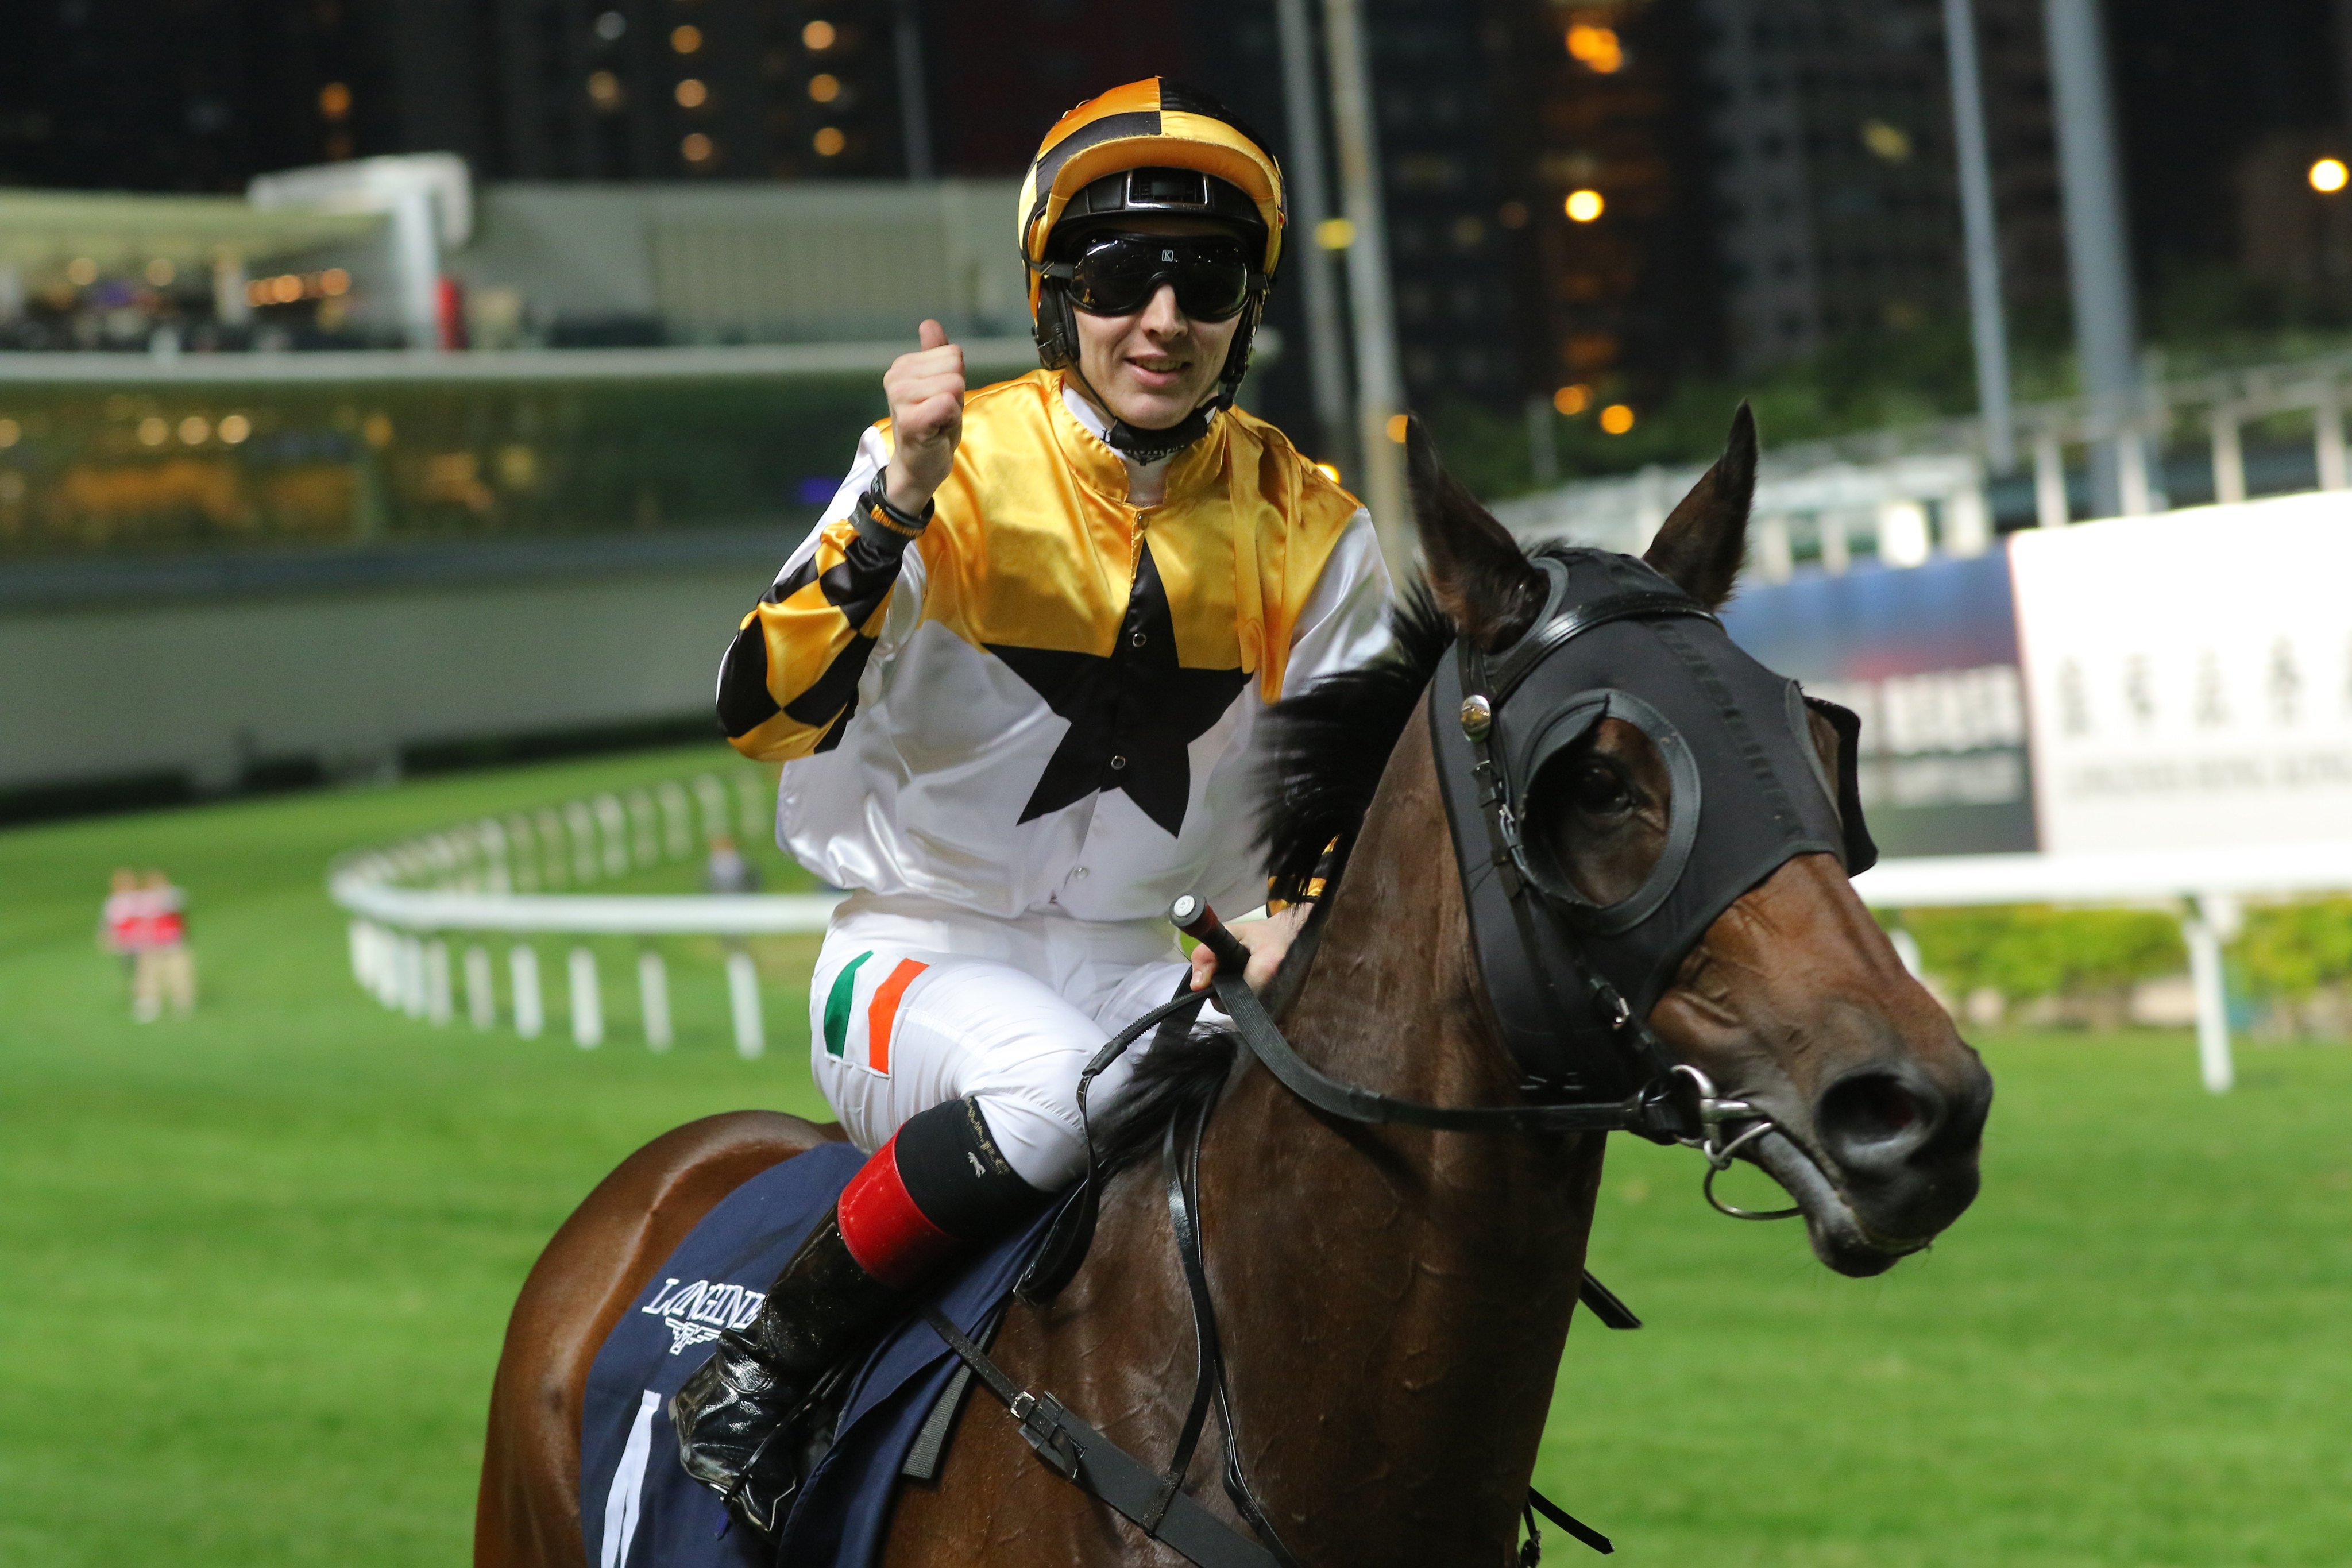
[836, 1134, 965, 1290]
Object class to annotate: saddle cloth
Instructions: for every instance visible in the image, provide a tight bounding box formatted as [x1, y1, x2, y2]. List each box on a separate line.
[580, 1141, 1059, 1568]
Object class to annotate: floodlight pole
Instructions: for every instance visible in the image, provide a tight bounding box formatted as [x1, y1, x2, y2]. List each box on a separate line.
[1944, 0, 2017, 473]
[894, 0, 934, 181]
[2044, 0, 2144, 517]
[1322, 0, 1411, 574]
[1275, 0, 1355, 476]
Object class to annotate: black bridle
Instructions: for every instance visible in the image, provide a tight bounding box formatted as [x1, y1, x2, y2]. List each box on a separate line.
[926, 558, 1880, 1567]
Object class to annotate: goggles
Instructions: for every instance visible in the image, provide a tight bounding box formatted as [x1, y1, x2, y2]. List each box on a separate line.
[1041, 234, 1263, 322]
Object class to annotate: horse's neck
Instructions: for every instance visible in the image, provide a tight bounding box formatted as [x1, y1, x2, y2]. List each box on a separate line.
[1202, 701, 1603, 1562]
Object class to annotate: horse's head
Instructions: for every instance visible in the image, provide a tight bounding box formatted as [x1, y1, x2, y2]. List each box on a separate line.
[1408, 409, 1991, 1277]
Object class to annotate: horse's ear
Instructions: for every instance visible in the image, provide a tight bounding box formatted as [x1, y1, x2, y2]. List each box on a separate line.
[1643, 402, 1757, 611]
[1406, 416, 1546, 650]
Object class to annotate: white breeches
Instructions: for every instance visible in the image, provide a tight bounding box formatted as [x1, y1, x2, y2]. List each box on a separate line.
[807, 893, 1194, 1189]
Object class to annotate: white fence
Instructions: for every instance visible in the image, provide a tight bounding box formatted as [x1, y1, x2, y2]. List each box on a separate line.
[329, 770, 840, 1057]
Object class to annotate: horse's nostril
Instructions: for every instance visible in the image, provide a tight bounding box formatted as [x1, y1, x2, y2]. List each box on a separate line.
[1818, 1071, 1933, 1154]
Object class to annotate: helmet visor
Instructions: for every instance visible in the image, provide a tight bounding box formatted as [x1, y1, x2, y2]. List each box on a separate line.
[1056, 234, 1257, 322]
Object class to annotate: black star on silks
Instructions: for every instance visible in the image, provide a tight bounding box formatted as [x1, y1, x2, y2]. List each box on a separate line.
[986, 542, 1250, 836]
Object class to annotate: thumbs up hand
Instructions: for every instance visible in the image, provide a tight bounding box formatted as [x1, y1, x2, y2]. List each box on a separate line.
[881, 318, 965, 513]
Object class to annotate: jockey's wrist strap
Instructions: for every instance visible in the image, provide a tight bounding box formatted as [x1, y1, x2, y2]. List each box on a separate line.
[851, 484, 933, 551]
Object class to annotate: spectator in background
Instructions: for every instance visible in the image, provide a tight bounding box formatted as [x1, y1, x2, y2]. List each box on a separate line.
[704, 836, 760, 896]
[99, 868, 141, 1006]
[134, 869, 196, 1021]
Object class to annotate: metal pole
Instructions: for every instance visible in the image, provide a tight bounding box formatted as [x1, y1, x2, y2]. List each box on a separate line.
[2183, 897, 2235, 1094]
[894, 0, 934, 181]
[1943, 0, 2017, 472]
[1275, 0, 1354, 472]
[2044, 0, 2140, 517]
[1322, 0, 1411, 573]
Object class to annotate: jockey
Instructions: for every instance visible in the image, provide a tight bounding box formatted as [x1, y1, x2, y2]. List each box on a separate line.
[675, 77, 1392, 1531]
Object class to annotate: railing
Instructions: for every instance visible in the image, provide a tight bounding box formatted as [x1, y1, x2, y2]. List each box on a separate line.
[1501, 350, 2352, 576]
[329, 770, 840, 1057]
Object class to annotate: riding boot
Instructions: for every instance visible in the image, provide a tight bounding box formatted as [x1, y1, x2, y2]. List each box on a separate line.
[671, 1095, 1047, 1538]
[669, 1210, 902, 1535]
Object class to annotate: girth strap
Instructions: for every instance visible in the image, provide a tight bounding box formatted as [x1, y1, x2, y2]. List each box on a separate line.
[922, 1307, 1287, 1568]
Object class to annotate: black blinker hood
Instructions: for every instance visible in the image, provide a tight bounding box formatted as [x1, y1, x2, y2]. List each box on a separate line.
[1430, 549, 1876, 1104]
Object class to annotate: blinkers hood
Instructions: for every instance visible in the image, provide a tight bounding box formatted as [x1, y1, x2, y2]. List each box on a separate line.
[1431, 549, 1875, 1101]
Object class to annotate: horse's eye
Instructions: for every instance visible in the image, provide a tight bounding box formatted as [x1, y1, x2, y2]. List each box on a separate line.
[1572, 762, 1632, 816]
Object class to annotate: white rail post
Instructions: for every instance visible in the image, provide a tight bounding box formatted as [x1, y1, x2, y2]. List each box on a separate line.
[374, 926, 402, 1007]
[540, 806, 573, 886]
[694, 774, 731, 845]
[626, 789, 659, 868]
[727, 949, 766, 1059]
[2317, 386, 2349, 491]
[424, 940, 454, 1026]
[569, 947, 604, 1048]
[478, 818, 511, 894]
[2182, 893, 2236, 1094]
[658, 781, 693, 860]
[349, 921, 372, 986]
[594, 795, 629, 878]
[464, 944, 496, 1030]
[566, 801, 598, 883]
[399, 935, 427, 1018]
[735, 773, 768, 842]
[511, 944, 544, 1040]
[2209, 405, 2247, 504]
[2034, 430, 2070, 527]
[638, 949, 674, 1052]
[2117, 427, 2154, 516]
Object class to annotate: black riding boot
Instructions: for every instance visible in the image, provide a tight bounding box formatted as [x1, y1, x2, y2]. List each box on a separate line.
[669, 1211, 904, 1536]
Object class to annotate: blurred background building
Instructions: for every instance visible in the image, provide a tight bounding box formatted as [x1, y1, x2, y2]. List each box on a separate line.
[9, 0, 2352, 816]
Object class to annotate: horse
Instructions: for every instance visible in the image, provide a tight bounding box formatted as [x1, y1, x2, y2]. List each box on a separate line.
[476, 411, 1992, 1567]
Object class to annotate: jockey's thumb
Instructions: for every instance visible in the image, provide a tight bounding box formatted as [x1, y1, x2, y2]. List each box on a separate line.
[917, 318, 949, 352]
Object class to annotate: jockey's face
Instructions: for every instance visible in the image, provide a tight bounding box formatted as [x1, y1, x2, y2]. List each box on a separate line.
[1069, 217, 1245, 434]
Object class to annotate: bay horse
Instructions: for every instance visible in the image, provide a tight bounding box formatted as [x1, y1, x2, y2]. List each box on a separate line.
[477, 412, 1991, 1566]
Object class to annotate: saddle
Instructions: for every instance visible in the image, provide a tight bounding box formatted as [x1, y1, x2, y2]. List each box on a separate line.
[581, 1142, 1064, 1568]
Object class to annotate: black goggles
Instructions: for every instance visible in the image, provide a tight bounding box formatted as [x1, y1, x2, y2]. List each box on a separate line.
[1044, 235, 1262, 322]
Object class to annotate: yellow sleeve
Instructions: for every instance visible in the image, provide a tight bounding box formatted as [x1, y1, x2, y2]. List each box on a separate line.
[715, 507, 920, 762]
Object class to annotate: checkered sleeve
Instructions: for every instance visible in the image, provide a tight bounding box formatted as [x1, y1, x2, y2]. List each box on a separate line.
[717, 427, 925, 762]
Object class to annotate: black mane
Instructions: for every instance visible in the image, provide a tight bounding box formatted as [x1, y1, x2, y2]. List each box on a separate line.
[1257, 578, 1456, 903]
[1091, 584, 1458, 1176]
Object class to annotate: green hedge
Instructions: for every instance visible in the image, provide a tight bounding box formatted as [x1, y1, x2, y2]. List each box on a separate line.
[1896, 905, 2185, 1004]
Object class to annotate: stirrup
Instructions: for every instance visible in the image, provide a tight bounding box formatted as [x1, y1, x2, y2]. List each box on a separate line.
[714, 1359, 855, 1539]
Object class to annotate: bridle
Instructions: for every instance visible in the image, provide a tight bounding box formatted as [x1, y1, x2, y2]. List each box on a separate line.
[931, 556, 1880, 1565]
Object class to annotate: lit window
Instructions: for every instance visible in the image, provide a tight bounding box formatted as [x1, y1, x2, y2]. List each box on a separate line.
[145, 258, 177, 287]
[179, 415, 211, 446]
[588, 70, 623, 110]
[1565, 188, 1604, 222]
[1552, 384, 1592, 416]
[808, 72, 841, 103]
[1312, 461, 1341, 484]
[2312, 157, 2349, 194]
[0, 418, 21, 447]
[594, 10, 625, 40]
[219, 414, 252, 445]
[1384, 413, 1409, 443]
[812, 126, 846, 157]
[1566, 24, 1623, 74]
[66, 258, 97, 287]
[802, 19, 836, 49]
[675, 78, 709, 108]
[1599, 404, 1636, 435]
[319, 81, 352, 121]
[671, 24, 702, 53]
[320, 268, 351, 296]
[682, 132, 716, 164]
[1314, 216, 1355, 250]
[137, 416, 169, 446]
[1860, 119, 1911, 162]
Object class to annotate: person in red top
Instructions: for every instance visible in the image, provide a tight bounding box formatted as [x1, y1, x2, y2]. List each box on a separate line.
[132, 869, 196, 1021]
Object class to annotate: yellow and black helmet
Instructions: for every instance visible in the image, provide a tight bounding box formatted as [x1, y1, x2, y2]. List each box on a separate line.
[1017, 79, 1287, 454]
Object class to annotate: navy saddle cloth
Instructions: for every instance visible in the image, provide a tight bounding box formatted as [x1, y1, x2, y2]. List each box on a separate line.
[580, 1142, 1056, 1568]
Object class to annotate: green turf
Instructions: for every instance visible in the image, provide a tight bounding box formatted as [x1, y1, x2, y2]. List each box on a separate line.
[2, 752, 2345, 1566]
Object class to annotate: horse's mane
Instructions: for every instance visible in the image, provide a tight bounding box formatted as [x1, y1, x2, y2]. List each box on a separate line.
[1094, 581, 1457, 1175]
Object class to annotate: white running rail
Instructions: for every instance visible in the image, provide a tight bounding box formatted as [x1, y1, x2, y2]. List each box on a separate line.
[328, 768, 840, 1058]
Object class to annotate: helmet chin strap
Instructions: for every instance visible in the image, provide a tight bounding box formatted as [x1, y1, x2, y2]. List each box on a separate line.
[1064, 360, 1225, 467]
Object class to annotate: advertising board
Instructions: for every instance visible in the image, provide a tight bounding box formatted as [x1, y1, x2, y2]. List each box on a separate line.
[1720, 552, 2035, 858]
[2006, 491, 2352, 854]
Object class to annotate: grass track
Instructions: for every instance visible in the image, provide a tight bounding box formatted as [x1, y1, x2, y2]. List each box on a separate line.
[2, 747, 2345, 1566]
